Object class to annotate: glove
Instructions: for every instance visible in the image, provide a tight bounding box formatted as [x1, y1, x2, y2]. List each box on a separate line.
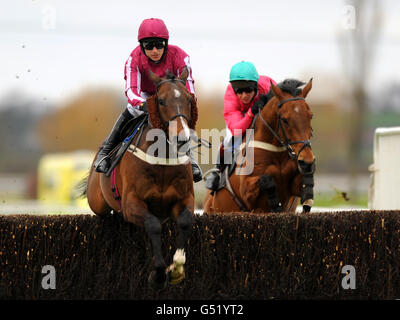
[139, 101, 148, 113]
[250, 94, 269, 116]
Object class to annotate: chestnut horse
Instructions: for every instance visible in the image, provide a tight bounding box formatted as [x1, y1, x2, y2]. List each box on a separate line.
[84, 67, 198, 289]
[203, 79, 315, 214]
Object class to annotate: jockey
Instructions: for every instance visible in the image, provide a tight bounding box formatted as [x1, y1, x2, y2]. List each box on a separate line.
[94, 18, 202, 182]
[205, 61, 276, 191]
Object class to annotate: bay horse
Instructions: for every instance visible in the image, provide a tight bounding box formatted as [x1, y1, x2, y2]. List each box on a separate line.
[84, 67, 198, 289]
[203, 78, 315, 214]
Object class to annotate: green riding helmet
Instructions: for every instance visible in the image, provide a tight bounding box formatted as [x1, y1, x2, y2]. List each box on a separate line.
[229, 61, 259, 83]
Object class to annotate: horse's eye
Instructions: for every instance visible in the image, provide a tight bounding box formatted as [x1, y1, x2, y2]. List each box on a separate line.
[281, 118, 289, 126]
[158, 99, 164, 106]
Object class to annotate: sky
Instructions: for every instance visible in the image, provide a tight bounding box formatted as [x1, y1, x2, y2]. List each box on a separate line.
[1, 0, 400, 105]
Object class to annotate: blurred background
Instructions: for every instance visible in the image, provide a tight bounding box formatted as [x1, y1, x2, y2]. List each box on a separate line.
[1, 0, 399, 212]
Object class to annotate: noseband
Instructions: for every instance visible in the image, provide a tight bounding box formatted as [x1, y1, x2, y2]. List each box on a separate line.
[258, 97, 312, 160]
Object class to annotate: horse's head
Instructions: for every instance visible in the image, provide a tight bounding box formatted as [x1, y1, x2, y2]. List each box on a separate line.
[267, 78, 315, 172]
[147, 67, 197, 151]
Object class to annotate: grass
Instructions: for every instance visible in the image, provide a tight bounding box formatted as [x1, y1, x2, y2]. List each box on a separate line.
[313, 192, 368, 208]
[195, 181, 369, 210]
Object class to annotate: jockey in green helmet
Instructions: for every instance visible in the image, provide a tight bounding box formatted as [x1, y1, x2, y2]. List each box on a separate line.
[205, 61, 276, 191]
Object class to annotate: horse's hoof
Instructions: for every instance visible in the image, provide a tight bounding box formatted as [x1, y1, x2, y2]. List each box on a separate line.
[166, 249, 186, 285]
[148, 270, 167, 291]
[167, 265, 185, 285]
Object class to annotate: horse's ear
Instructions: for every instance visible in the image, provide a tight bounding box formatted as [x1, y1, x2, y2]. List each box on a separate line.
[179, 66, 189, 84]
[270, 81, 285, 100]
[299, 78, 313, 98]
[149, 70, 162, 86]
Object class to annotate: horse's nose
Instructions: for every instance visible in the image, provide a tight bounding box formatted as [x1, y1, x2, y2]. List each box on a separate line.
[298, 158, 316, 175]
[297, 146, 315, 166]
[178, 122, 191, 142]
[169, 118, 191, 143]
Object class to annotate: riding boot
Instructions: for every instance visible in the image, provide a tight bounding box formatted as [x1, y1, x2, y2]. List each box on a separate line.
[205, 145, 228, 191]
[189, 150, 202, 183]
[205, 163, 226, 191]
[94, 108, 134, 173]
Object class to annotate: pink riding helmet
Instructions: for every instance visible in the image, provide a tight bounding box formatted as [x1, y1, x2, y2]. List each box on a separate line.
[138, 18, 169, 41]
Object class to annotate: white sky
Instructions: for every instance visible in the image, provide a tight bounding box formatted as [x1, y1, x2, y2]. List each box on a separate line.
[1, 0, 400, 104]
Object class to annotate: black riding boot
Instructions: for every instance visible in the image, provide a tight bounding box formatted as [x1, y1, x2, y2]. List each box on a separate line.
[205, 143, 228, 191]
[94, 109, 133, 173]
[189, 151, 202, 183]
[205, 163, 225, 191]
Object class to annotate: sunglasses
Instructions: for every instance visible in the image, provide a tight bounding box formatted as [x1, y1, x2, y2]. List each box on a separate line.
[233, 86, 256, 94]
[142, 40, 166, 50]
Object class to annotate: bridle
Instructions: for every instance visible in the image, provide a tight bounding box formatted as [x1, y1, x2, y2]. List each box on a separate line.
[257, 97, 312, 160]
[155, 78, 191, 132]
[235, 95, 315, 213]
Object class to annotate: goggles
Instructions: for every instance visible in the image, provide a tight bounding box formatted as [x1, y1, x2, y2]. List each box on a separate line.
[142, 40, 166, 50]
[233, 86, 256, 94]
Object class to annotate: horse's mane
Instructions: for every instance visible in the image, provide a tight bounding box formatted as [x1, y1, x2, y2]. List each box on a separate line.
[265, 78, 306, 101]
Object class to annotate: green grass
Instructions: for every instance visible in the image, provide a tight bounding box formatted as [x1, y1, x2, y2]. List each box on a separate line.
[313, 192, 368, 208]
[194, 181, 368, 210]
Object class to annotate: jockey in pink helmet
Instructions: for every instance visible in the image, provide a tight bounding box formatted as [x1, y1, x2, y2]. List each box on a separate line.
[205, 61, 276, 191]
[94, 18, 201, 182]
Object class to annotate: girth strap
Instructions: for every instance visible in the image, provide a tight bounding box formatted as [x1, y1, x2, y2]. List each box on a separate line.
[224, 168, 248, 211]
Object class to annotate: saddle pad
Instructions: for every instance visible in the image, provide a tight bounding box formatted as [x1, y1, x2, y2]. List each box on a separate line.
[105, 115, 147, 177]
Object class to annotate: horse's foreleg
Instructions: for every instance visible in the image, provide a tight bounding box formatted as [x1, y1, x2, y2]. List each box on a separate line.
[296, 161, 315, 213]
[290, 173, 313, 213]
[176, 207, 194, 249]
[143, 214, 168, 289]
[301, 173, 314, 213]
[258, 175, 283, 212]
[123, 197, 167, 290]
[167, 205, 194, 285]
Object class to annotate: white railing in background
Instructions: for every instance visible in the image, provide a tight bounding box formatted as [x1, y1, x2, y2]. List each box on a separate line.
[369, 127, 400, 210]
